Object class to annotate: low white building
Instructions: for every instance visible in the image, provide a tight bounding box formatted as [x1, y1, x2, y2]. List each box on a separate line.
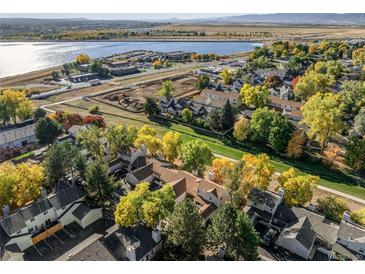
[0, 120, 36, 148]
[0, 182, 103, 260]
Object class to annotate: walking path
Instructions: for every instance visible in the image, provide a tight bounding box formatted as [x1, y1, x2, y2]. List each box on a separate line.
[213, 153, 365, 206]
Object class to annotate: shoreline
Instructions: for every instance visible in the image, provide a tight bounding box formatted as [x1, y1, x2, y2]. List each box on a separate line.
[0, 38, 266, 43]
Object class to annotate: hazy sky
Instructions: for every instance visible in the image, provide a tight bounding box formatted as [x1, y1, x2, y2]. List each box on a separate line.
[0, 13, 242, 20]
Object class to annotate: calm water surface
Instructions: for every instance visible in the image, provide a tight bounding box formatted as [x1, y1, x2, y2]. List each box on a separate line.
[0, 41, 261, 78]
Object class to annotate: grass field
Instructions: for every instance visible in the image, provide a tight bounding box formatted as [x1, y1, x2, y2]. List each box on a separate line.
[52, 98, 365, 200]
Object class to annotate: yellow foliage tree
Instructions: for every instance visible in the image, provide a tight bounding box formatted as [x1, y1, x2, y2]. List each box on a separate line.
[16, 100, 34, 121]
[301, 92, 345, 149]
[241, 153, 274, 194]
[278, 168, 318, 207]
[0, 162, 45, 209]
[162, 131, 182, 163]
[352, 46, 365, 66]
[0, 89, 31, 123]
[240, 83, 270, 108]
[76, 53, 91, 64]
[220, 68, 233, 85]
[135, 134, 162, 157]
[212, 158, 235, 184]
[351, 208, 365, 226]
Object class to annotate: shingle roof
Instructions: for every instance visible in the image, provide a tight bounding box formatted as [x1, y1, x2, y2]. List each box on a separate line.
[48, 184, 84, 210]
[337, 221, 365, 241]
[281, 217, 316, 251]
[131, 163, 153, 182]
[169, 178, 187, 198]
[0, 198, 53, 236]
[68, 238, 116, 261]
[72, 203, 92, 221]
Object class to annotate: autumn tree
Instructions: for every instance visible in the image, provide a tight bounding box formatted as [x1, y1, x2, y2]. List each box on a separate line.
[180, 140, 213, 176]
[317, 196, 349, 223]
[286, 130, 306, 159]
[351, 208, 365, 226]
[301, 92, 345, 149]
[77, 126, 105, 158]
[135, 125, 162, 157]
[76, 53, 91, 64]
[159, 80, 175, 98]
[206, 203, 260, 260]
[0, 89, 33, 124]
[165, 198, 205, 260]
[220, 68, 233, 85]
[62, 113, 83, 130]
[278, 168, 318, 207]
[293, 70, 335, 100]
[0, 162, 45, 209]
[211, 158, 235, 184]
[34, 117, 63, 145]
[162, 131, 182, 163]
[114, 182, 175, 228]
[241, 153, 274, 194]
[264, 75, 282, 88]
[106, 124, 137, 158]
[309, 60, 343, 79]
[83, 159, 115, 207]
[82, 115, 106, 128]
[352, 46, 365, 66]
[240, 83, 270, 108]
[233, 117, 251, 142]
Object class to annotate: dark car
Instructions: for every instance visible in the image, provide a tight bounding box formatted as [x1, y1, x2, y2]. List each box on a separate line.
[262, 228, 278, 246]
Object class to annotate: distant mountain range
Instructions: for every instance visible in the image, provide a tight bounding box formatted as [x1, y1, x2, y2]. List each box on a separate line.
[215, 13, 365, 25]
[1, 14, 365, 27]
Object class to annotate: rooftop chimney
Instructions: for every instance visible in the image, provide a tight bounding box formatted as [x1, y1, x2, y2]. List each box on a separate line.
[342, 211, 351, 222]
[152, 229, 161, 243]
[41, 188, 47, 198]
[2, 205, 10, 217]
[307, 204, 316, 212]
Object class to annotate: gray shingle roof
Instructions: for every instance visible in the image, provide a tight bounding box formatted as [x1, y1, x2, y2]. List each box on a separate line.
[282, 217, 316, 251]
[0, 198, 52, 236]
[72, 203, 92, 221]
[131, 163, 153, 182]
[48, 184, 84, 210]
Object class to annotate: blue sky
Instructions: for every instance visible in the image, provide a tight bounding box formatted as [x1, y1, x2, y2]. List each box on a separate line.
[0, 13, 242, 20]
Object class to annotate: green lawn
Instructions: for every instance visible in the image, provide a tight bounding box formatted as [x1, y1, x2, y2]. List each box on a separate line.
[61, 99, 365, 200]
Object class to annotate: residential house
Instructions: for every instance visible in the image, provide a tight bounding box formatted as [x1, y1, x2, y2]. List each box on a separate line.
[125, 162, 154, 186]
[244, 188, 285, 226]
[268, 95, 303, 122]
[0, 181, 103, 260]
[158, 97, 189, 117]
[102, 225, 163, 261]
[0, 120, 36, 149]
[150, 159, 228, 220]
[192, 90, 241, 113]
[333, 212, 365, 261]
[68, 73, 99, 83]
[162, 51, 191, 61]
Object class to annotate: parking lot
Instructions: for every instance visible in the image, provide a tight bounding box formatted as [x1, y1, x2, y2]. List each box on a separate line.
[24, 218, 115, 261]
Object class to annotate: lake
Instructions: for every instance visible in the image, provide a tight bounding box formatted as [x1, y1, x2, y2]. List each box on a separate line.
[0, 41, 261, 78]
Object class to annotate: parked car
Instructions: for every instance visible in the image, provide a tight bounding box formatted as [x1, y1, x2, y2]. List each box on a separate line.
[262, 228, 278, 246]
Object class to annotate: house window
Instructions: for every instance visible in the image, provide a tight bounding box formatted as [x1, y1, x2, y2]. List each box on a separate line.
[28, 228, 34, 233]
[30, 218, 35, 222]
[17, 230, 22, 235]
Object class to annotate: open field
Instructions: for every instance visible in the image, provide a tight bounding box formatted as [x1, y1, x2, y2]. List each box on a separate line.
[46, 97, 365, 202]
[156, 24, 365, 40]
